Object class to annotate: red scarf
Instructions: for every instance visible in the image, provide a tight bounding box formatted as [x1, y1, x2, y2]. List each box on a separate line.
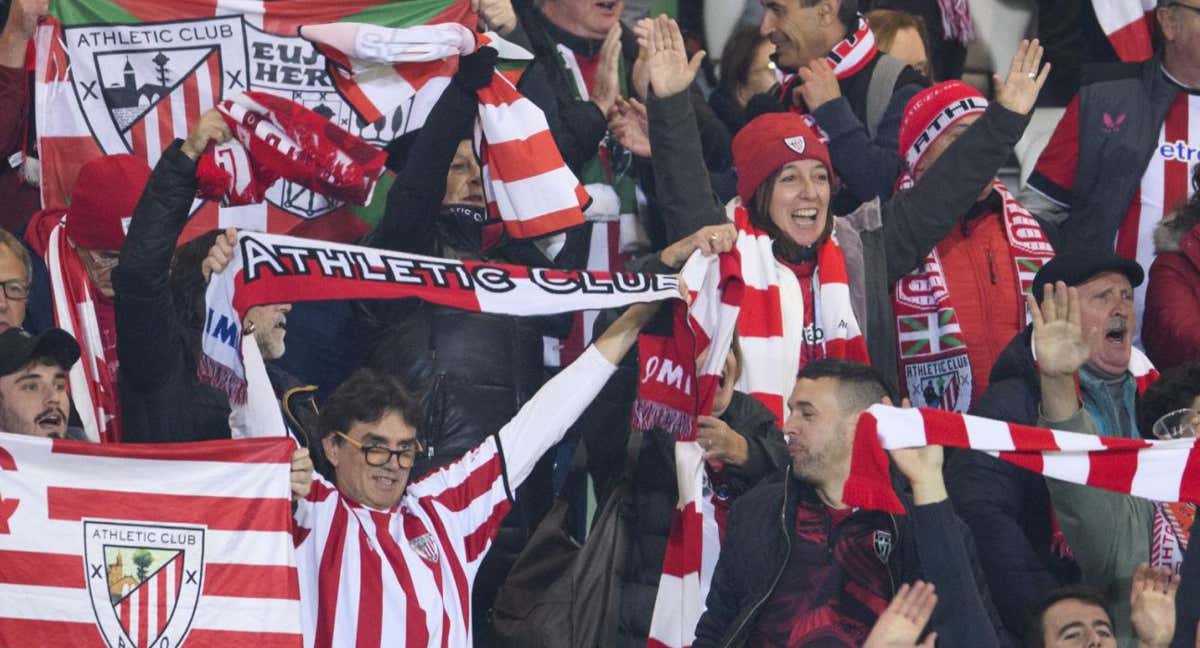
[893, 181, 1055, 413]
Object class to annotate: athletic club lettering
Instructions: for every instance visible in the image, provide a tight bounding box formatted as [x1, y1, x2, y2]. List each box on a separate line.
[83, 520, 206, 648]
[905, 96, 989, 168]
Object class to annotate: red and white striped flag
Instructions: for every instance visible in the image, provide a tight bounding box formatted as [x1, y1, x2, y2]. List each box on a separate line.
[301, 22, 589, 240]
[0, 432, 302, 646]
[846, 404, 1200, 514]
[1093, 0, 1157, 62]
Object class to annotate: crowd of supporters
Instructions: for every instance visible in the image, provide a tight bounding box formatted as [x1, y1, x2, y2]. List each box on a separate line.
[2, 0, 1200, 646]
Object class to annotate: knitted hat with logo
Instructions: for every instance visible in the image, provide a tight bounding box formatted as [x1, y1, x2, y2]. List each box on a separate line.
[732, 113, 834, 204]
[898, 80, 988, 174]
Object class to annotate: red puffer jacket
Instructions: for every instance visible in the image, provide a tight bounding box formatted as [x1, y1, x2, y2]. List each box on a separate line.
[1144, 220, 1200, 371]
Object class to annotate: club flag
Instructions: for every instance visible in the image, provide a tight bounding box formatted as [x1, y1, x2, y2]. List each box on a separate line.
[0, 432, 302, 646]
[34, 0, 473, 244]
[1092, 0, 1156, 62]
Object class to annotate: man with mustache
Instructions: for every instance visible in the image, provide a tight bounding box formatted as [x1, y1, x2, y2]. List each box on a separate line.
[0, 327, 83, 440]
[946, 250, 1150, 641]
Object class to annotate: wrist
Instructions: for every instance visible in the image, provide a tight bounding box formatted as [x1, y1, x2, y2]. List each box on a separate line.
[909, 476, 948, 505]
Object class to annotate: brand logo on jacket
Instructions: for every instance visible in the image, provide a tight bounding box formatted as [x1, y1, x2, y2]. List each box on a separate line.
[1102, 112, 1127, 134]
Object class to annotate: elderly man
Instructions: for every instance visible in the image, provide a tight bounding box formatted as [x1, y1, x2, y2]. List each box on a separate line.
[0, 327, 81, 439]
[694, 359, 1004, 647]
[114, 110, 314, 444]
[293, 299, 660, 647]
[1028, 0, 1200, 347]
[25, 153, 151, 443]
[751, 0, 929, 213]
[946, 250, 1151, 641]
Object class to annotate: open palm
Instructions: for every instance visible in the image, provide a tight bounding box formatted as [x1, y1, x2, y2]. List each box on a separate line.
[1030, 281, 1090, 378]
[642, 16, 703, 99]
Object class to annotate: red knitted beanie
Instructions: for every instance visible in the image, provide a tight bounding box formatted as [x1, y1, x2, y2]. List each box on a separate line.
[732, 113, 834, 204]
[65, 154, 151, 251]
[898, 80, 988, 173]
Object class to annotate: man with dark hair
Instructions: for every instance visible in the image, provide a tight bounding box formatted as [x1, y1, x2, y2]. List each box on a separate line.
[0, 327, 81, 439]
[1025, 565, 1179, 648]
[753, 0, 930, 213]
[292, 301, 664, 646]
[694, 358, 1004, 646]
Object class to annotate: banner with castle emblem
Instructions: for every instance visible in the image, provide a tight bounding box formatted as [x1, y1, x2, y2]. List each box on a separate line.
[35, 0, 471, 243]
[0, 432, 301, 646]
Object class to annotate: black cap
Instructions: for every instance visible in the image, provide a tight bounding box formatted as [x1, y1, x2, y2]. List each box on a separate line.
[1032, 250, 1145, 302]
[0, 328, 81, 376]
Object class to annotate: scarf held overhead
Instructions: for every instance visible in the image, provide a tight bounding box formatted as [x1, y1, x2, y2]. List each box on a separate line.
[845, 403, 1200, 515]
[200, 231, 679, 404]
[301, 21, 589, 240]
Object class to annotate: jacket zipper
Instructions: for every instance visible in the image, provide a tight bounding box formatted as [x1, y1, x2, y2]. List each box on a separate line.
[722, 473, 793, 647]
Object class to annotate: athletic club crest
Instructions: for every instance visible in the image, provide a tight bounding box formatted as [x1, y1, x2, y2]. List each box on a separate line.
[410, 532, 441, 564]
[784, 135, 807, 154]
[83, 520, 205, 648]
[873, 530, 894, 564]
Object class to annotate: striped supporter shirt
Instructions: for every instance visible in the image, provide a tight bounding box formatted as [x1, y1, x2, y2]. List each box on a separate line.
[292, 346, 616, 647]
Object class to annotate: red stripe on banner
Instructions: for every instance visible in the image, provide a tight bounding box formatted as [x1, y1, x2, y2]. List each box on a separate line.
[1106, 13, 1155, 63]
[463, 499, 512, 564]
[106, 0, 219, 23]
[203, 563, 299, 600]
[51, 436, 294, 464]
[38, 136, 105, 211]
[1179, 445, 1200, 504]
[374, 513, 430, 647]
[737, 286, 784, 337]
[137, 570, 149, 647]
[483, 130, 564, 182]
[1008, 421, 1064, 452]
[266, 204, 303, 235]
[314, 503, 348, 648]
[207, 50, 221, 105]
[659, 506, 704, 576]
[357, 526, 384, 648]
[157, 562, 168, 639]
[749, 392, 785, 424]
[47, 487, 293, 532]
[130, 118, 148, 162]
[155, 92, 175, 155]
[184, 629, 303, 647]
[184, 63, 202, 130]
[1164, 97, 1191, 216]
[997, 449, 1045, 474]
[0, 550, 83, 588]
[1086, 446, 1140, 493]
[262, 0, 473, 36]
[0, 619, 105, 645]
[501, 204, 587, 239]
[919, 408, 968, 448]
[327, 66, 385, 124]
[421, 453, 502, 514]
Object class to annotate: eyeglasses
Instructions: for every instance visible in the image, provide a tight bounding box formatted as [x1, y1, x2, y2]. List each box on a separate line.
[335, 431, 423, 467]
[0, 280, 30, 301]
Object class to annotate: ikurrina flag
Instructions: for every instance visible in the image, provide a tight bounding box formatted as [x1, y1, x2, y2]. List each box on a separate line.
[34, 0, 473, 243]
[1092, 0, 1156, 62]
[0, 432, 302, 646]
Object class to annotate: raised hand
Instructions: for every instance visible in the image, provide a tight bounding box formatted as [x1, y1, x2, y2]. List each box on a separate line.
[863, 581, 939, 648]
[609, 97, 650, 158]
[994, 38, 1050, 116]
[631, 18, 653, 100]
[1030, 281, 1090, 379]
[590, 25, 623, 116]
[2, 0, 48, 42]
[181, 109, 233, 161]
[202, 228, 238, 282]
[472, 0, 517, 36]
[1131, 563, 1179, 648]
[643, 15, 704, 99]
[658, 223, 737, 269]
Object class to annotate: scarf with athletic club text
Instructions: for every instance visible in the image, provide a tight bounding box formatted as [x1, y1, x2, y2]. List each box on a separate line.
[893, 181, 1055, 413]
[195, 91, 387, 207]
[200, 231, 680, 408]
[643, 207, 867, 648]
[301, 22, 590, 241]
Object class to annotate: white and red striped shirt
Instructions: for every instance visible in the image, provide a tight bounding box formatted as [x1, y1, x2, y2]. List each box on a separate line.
[292, 346, 616, 647]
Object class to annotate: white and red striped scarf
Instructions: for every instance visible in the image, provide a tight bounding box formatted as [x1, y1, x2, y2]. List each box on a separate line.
[293, 343, 616, 647]
[44, 218, 118, 443]
[196, 91, 388, 208]
[645, 208, 868, 648]
[845, 395, 1199, 515]
[894, 181, 1055, 413]
[302, 22, 589, 240]
[200, 231, 679, 406]
[782, 14, 877, 114]
[1092, 0, 1157, 63]
[936, 0, 975, 44]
